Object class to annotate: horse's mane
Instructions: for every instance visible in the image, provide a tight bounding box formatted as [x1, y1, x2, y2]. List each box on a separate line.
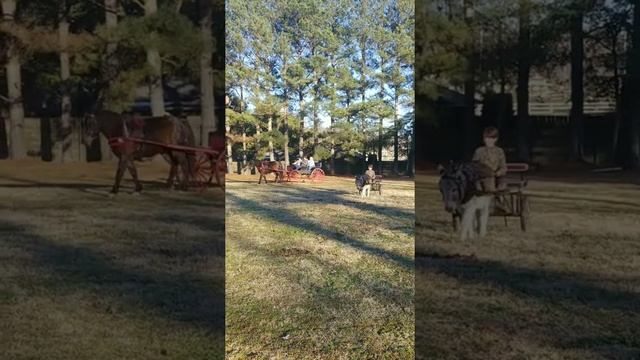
[440, 161, 493, 203]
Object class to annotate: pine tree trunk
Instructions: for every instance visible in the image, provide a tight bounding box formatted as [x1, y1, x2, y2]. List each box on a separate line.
[407, 133, 415, 176]
[225, 121, 232, 172]
[146, 0, 165, 116]
[312, 99, 318, 156]
[393, 90, 399, 175]
[59, 10, 82, 163]
[268, 116, 274, 161]
[3, 0, 26, 159]
[299, 92, 304, 158]
[611, 35, 622, 164]
[283, 62, 289, 166]
[100, 0, 117, 162]
[330, 115, 336, 175]
[377, 116, 383, 172]
[569, 9, 584, 161]
[284, 121, 289, 166]
[242, 130, 247, 172]
[0, 112, 8, 159]
[630, 1, 640, 168]
[463, 0, 477, 159]
[255, 125, 261, 161]
[378, 59, 384, 173]
[200, 0, 215, 146]
[516, 1, 531, 162]
[360, 21, 368, 158]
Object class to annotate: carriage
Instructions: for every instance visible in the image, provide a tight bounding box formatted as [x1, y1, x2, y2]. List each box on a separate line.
[496, 163, 531, 230]
[108, 132, 227, 191]
[285, 163, 325, 182]
[258, 161, 325, 184]
[452, 162, 531, 231]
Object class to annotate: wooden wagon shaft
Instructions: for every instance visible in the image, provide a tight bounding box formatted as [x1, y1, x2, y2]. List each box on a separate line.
[107, 136, 226, 192]
[108, 137, 224, 155]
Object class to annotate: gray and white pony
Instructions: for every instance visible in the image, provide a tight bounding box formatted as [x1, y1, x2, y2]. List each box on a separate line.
[438, 161, 495, 240]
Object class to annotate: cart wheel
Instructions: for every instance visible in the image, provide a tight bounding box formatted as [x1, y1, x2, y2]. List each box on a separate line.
[289, 170, 301, 182]
[519, 195, 530, 231]
[192, 152, 214, 192]
[310, 168, 325, 182]
[214, 151, 226, 190]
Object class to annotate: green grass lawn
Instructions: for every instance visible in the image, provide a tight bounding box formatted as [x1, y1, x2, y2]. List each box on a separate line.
[0, 160, 224, 359]
[416, 170, 640, 360]
[225, 174, 415, 359]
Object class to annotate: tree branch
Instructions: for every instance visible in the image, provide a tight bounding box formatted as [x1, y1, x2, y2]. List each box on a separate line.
[130, 0, 145, 10]
[86, 0, 126, 17]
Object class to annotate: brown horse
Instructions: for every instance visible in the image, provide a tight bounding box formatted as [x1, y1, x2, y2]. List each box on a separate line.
[258, 160, 285, 184]
[83, 110, 195, 195]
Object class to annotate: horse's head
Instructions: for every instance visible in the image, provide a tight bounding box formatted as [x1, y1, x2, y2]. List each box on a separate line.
[355, 175, 365, 191]
[82, 112, 99, 146]
[438, 162, 466, 213]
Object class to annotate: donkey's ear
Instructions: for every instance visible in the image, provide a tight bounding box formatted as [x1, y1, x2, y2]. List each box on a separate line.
[437, 164, 445, 174]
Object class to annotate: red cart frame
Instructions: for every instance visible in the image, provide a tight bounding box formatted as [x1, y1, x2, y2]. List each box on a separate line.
[108, 134, 226, 191]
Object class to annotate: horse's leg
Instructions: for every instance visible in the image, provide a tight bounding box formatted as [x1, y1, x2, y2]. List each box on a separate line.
[111, 156, 128, 195]
[167, 163, 177, 189]
[163, 153, 177, 189]
[479, 197, 490, 237]
[127, 161, 142, 194]
[460, 205, 473, 241]
[172, 153, 195, 191]
[180, 155, 192, 191]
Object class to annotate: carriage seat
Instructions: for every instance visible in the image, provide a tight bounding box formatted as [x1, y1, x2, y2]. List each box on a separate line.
[505, 163, 529, 190]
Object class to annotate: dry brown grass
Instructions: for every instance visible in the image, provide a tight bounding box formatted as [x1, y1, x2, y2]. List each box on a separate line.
[0, 159, 224, 360]
[416, 169, 640, 360]
[226, 173, 415, 359]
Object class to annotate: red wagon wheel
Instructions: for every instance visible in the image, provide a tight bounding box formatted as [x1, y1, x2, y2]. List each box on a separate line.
[191, 152, 215, 192]
[288, 170, 301, 182]
[309, 168, 325, 182]
[213, 151, 226, 190]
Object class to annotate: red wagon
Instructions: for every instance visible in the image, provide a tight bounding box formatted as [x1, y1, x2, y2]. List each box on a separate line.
[258, 161, 325, 184]
[108, 133, 226, 191]
[284, 164, 325, 183]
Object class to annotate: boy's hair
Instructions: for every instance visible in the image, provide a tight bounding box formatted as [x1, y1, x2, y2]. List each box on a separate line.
[368, 164, 373, 168]
[483, 126, 499, 139]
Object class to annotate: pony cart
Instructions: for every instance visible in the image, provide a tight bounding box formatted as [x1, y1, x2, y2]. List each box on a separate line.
[258, 161, 325, 184]
[496, 163, 531, 231]
[108, 133, 226, 191]
[451, 162, 531, 232]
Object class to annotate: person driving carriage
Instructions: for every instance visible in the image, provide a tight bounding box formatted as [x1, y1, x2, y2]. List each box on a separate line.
[307, 156, 316, 171]
[473, 126, 506, 192]
[473, 126, 508, 211]
[292, 158, 302, 170]
[364, 164, 376, 183]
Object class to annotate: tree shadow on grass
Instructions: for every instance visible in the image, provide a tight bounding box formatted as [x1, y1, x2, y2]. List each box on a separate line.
[415, 251, 640, 358]
[0, 220, 224, 353]
[528, 193, 640, 211]
[417, 252, 640, 314]
[240, 185, 415, 238]
[227, 227, 414, 353]
[0, 174, 167, 191]
[232, 233, 413, 309]
[226, 192, 413, 270]
[244, 185, 414, 220]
